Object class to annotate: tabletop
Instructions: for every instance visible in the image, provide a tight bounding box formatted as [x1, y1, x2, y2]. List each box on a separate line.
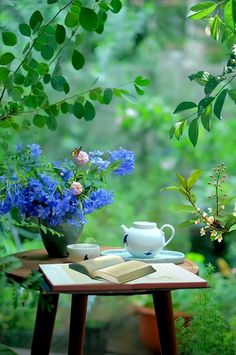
[7, 247, 200, 281]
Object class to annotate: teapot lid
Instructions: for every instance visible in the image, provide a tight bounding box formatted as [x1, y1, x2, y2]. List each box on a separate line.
[133, 221, 157, 229]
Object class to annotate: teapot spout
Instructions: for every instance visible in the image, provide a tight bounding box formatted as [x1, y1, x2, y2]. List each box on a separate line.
[120, 224, 128, 234]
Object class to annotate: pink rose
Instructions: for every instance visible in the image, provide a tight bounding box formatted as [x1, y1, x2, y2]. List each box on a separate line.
[73, 151, 89, 165]
[70, 181, 83, 195]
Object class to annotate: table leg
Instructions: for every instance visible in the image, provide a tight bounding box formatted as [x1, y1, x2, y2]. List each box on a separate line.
[152, 291, 178, 355]
[68, 294, 88, 355]
[31, 292, 59, 355]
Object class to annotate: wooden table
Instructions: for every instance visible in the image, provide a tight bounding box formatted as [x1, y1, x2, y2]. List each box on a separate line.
[7, 249, 203, 355]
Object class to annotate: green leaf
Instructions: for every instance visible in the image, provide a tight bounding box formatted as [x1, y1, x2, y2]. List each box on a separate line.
[19, 23, 31, 37]
[224, 0, 234, 31]
[177, 220, 196, 228]
[46, 115, 57, 131]
[11, 86, 23, 101]
[61, 102, 69, 113]
[204, 76, 219, 96]
[213, 89, 228, 119]
[25, 95, 37, 108]
[65, 12, 80, 28]
[73, 101, 84, 119]
[79, 7, 98, 32]
[110, 0, 122, 13]
[170, 205, 195, 213]
[14, 73, 24, 85]
[190, 1, 216, 11]
[51, 75, 66, 91]
[228, 89, 236, 103]
[176, 173, 188, 188]
[188, 118, 199, 147]
[103, 88, 113, 105]
[2, 32, 17, 46]
[198, 96, 214, 116]
[84, 100, 95, 120]
[33, 114, 46, 128]
[41, 45, 54, 60]
[71, 50, 85, 70]
[47, 0, 58, 3]
[187, 169, 201, 189]
[71, 4, 81, 14]
[29, 10, 43, 31]
[189, 71, 210, 85]
[43, 73, 51, 84]
[201, 103, 212, 131]
[188, 4, 217, 20]
[134, 84, 144, 95]
[64, 82, 70, 94]
[0, 53, 15, 65]
[134, 76, 150, 86]
[173, 101, 197, 114]
[210, 15, 223, 42]
[174, 120, 185, 140]
[229, 224, 236, 232]
[55, 24, 66, 44]
[0, 67, 10, 81]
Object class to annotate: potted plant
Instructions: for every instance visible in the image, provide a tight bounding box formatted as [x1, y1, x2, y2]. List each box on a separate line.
[0, 143, 135, 257]
[133, 290, 192, 353]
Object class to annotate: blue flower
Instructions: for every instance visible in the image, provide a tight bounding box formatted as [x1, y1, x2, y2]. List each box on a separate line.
[27, 144, 42, 158]
[109, 148, 135, 175]
[83, 188, 114, 215]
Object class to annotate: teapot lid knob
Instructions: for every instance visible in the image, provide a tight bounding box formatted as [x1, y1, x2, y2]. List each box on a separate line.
[133, 221, 157, 229]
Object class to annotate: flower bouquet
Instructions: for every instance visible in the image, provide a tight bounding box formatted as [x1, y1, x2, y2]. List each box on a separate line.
[0, 144, 135, 256]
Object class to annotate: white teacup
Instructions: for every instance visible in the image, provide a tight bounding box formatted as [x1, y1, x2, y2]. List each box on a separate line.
[67, 243, 100, 262]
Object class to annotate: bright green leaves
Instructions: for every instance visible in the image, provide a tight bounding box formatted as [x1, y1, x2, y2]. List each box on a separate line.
[71, 50, 85, 70]
[162, 169, 201, 225]
[19, 24, 31, 37]
[134, 76, 150, 96]
[209, 15, 223, 42]
[79, 7, 98, 32]
[0, 53, 15, 65]
[55, 24, 66, 44]
[110, 0, 122, 13]
[65, 12, 80, 28]
[2, 32, 17, 46]
[29, 11, 43, 31]
[0, 67, 10, 81]
[224, 0, 235, 31]
[188, 2, 217, 20]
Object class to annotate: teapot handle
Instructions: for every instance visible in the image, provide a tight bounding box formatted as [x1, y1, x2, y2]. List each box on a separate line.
[160, 224, 175, 247]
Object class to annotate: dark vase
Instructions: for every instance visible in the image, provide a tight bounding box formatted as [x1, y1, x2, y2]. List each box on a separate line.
[40, 221, 84, 258]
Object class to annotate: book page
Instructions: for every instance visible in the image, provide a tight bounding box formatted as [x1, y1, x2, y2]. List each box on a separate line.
[71, 254, 124, 275]
[92, 260, 155, 283]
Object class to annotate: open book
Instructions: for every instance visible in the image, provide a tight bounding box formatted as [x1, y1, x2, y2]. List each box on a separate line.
[68, 255, 155, 284]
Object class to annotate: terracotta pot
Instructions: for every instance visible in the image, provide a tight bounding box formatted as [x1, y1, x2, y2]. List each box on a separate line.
[136, 305, 190, 353]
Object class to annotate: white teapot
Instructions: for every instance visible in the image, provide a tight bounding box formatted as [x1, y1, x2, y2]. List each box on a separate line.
[120, 221, 175, 258]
